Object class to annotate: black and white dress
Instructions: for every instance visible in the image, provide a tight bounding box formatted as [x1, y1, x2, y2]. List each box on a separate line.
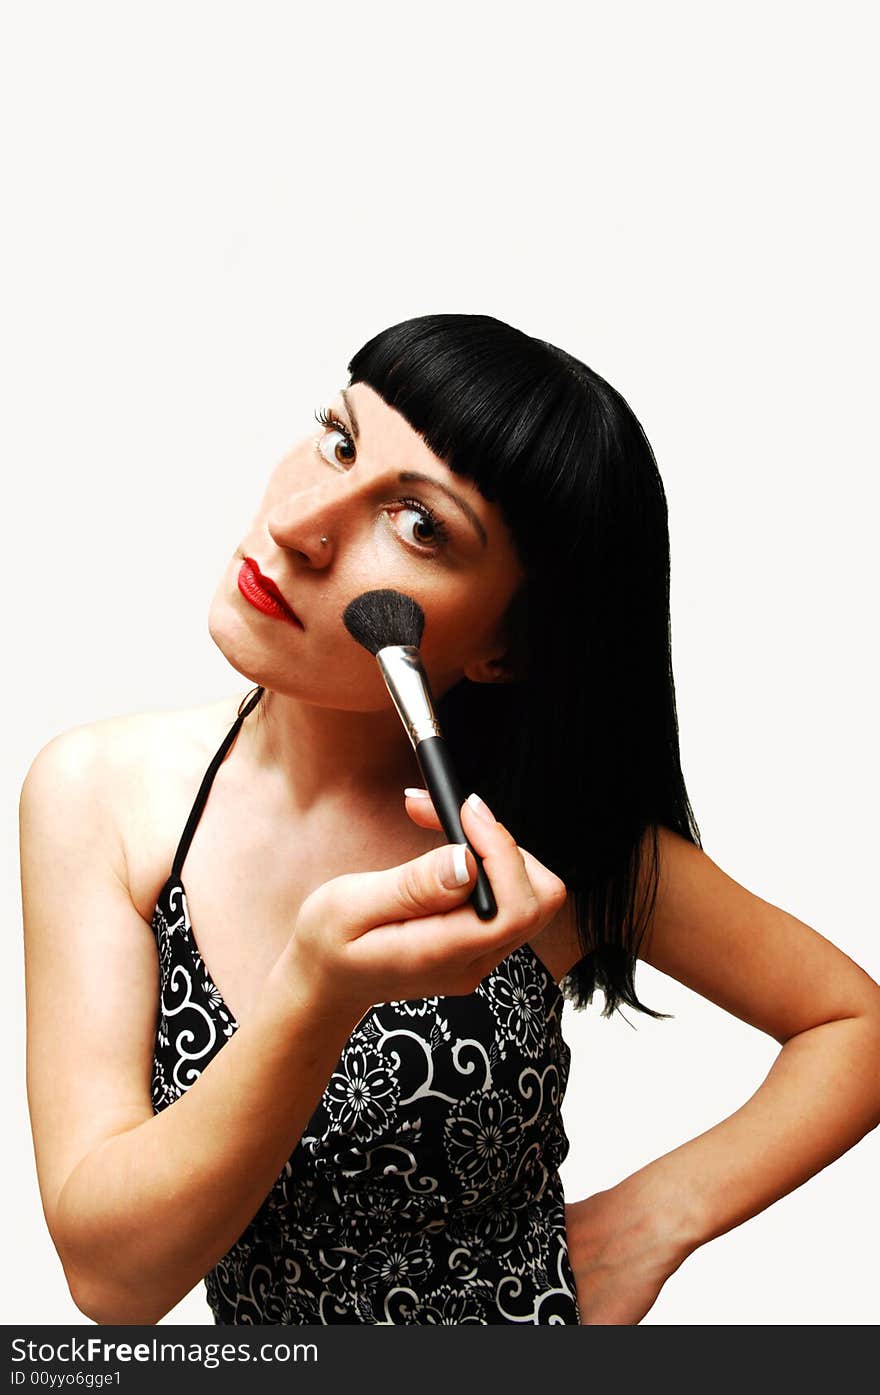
[150, 686, 581, 1324]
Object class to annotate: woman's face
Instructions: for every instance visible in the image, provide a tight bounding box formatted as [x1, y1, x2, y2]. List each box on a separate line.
[208, 382, 527, 711]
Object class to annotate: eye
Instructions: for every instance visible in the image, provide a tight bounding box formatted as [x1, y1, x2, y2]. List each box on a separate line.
[388, 497, 451, 554]
[313, 407, 356, 469]
[313, 405, 452, 557]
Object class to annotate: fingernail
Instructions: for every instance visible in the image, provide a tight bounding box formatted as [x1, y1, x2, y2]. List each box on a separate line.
[441, 843, 471, 888]
[404, 787, 431, 799]
[466, 791, 496, 823]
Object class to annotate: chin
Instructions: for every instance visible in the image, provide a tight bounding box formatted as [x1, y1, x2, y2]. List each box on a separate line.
[206, 605, 387, 713]
[207, 588, 281, 681]
[206, 607, 266, 690]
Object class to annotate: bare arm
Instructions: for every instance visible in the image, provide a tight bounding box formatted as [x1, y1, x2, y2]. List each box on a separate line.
[620, 827, 880, 1251]
[21, 725, 362, 1325]
[548, 826, 880, 1323]
[57, 961, 358, 1325]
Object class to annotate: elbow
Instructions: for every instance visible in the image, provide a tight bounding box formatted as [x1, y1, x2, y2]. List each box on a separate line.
[62, 1258, 113, 1324]
[68, 1276, 115, 1326]
[63, 1259, 169, 1326]
[70, 1276, 168, 1326]
[53, 1206, 174, 1325]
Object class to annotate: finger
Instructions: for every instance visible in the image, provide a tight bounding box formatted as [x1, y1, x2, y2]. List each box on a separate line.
[355, 891, 531, 980]
[403, 787, 443, 831]
[325, 842, 476, 942]
[462, 795, 568, 926]
[514, 844, 569, 911]
[457, 794, 543, 928]
[405, 788, 566, 914]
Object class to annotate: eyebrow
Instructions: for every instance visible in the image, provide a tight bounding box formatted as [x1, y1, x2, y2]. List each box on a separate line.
[398, 472, 488, 546]
[338, 387, 488, 547]
[340, 387, 360, 439]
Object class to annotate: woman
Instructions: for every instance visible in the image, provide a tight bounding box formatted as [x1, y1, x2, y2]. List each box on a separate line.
[20, 313, 880, 1326]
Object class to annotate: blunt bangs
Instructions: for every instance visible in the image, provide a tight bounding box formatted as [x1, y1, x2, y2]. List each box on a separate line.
[347, 313, 616, 572]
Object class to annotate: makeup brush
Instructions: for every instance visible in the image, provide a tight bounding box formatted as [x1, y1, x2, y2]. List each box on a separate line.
[342, 588, 497, 921]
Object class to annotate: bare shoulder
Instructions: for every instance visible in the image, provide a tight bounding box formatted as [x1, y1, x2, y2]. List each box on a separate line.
[19, 694, 246, 882]
[44, 691, 241, 755]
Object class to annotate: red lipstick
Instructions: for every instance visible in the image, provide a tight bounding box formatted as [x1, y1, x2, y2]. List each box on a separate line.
[237, 558, 303, 627]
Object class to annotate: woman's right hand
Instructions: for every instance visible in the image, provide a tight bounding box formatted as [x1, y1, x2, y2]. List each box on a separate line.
[279, 792, 568, 1019]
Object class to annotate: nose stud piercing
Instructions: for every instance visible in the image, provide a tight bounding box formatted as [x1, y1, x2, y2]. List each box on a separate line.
[320, 535, 328, 546]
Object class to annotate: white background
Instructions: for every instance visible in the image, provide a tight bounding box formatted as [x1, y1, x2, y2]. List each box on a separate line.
[2, 0, 877, 1325]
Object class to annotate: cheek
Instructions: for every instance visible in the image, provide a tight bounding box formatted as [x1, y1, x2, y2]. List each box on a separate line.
[412, 583, 499, 660]
[416, 562, 524, 671]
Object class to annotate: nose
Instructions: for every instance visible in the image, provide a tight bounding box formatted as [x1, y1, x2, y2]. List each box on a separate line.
[266, 481, 344, 568]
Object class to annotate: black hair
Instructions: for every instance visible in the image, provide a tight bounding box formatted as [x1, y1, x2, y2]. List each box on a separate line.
[340, 313, 702, 1022]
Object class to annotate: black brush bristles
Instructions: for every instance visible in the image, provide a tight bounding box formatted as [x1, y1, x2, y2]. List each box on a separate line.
[343, 589, 425, 654]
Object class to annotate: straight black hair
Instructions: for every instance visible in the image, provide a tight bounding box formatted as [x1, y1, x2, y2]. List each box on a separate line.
[339, 313, 702, 1022]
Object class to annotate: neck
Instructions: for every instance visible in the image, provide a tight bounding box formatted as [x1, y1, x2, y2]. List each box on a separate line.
[240, 686, 427, 814]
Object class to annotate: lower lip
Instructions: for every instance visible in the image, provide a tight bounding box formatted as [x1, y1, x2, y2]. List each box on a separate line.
[236, 560, 303, 627]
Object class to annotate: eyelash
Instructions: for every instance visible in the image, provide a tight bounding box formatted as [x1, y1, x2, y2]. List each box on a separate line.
[312, 406, 451, 553]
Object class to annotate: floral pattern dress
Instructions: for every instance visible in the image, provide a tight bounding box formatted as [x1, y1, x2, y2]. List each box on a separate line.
[150, 688, 581, 1325]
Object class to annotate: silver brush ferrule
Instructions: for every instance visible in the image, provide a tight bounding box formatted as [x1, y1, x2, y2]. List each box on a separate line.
[376, 645, 442, 748]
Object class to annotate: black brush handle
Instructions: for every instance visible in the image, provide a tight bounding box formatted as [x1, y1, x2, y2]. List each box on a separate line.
[414, 735, 497, 921]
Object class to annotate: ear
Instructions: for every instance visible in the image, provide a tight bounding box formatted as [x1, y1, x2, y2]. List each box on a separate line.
[464, 581, 530, 685]
[462, 652, 518, 685]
